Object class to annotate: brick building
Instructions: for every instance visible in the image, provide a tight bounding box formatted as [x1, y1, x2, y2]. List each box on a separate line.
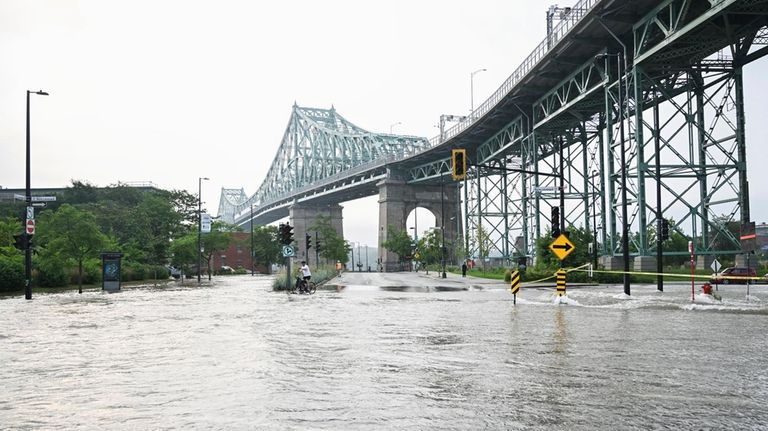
[210, 232, 269, 273]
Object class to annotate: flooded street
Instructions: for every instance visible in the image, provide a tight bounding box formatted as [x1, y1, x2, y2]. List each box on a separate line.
[1, 275, 767, 430]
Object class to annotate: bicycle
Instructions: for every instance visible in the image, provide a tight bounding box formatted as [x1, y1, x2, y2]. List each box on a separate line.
[290, 276, 316, 295]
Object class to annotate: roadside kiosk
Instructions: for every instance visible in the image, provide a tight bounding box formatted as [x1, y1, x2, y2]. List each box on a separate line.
[100, 252, 124, 292]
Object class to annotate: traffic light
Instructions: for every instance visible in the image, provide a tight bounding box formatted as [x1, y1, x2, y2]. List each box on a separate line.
[13, 233, 26, 250]
[305, 233, 312, 250]
[451, 148, 467, 181]
[551, 206, 560, 238]
[278, 223, 293, 245]
[661, 218, 670, 241]
[279, 223, 294, 245]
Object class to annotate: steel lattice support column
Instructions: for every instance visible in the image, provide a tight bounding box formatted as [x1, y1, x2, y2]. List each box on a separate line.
[626, 62, 749, 267]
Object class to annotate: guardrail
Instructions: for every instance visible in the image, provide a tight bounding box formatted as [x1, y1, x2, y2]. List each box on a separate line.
[427, 0, 602, 147]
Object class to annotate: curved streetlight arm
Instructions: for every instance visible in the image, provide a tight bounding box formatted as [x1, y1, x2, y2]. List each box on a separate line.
[470, 68, 487, 114]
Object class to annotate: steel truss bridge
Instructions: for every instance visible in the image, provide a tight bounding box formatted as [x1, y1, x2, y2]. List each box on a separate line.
[219, 0, 768, 267]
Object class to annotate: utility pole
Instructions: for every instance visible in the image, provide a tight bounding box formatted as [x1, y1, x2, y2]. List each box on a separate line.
[25, 89, 49, 300]
[250, 204, 254, 276]
[197, 176, 209, 284]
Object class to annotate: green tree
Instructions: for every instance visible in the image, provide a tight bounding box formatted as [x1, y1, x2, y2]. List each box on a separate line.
[200, 221, 235, 280]
[476, 224, 492, 270]
[36, 204, 107, 293]
[251, 225, 281, 273]
[0, 216, 19, 247]
[310, 216, 350, 264]
[166, 189, 200, 232]
[381, 225, 414, 264]
[170, 234, 197, 282]
[62, 180, 100, 205]
[415, 228, 442, 273]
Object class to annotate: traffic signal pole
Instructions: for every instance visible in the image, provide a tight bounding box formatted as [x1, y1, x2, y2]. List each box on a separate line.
[559, 136, 565, 270]
[654, 89, 663, 292]
[25, 90, 32, 300]
[279, 223, 294, 290]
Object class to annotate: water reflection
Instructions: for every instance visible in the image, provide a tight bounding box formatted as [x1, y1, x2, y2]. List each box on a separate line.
[0, 278, 767, 429]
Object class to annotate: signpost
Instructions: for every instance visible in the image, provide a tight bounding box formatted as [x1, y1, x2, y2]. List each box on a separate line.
[548, 235, 574, 300]
[201, 213, 212, 233]
[711, 258, 721, 291]
[556, 269, 567, 297]
[282, 245, 295, 257]
[510, 270, 521, 305]
[548, 234, 576, 261]
[25, 219, 35, 235]
[689, 241, 694, 302]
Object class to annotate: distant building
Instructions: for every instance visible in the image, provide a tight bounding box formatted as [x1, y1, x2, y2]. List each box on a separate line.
[211, 232, 269, 274]
[757, 222, 768, 252]
[0, 182, 162, 202]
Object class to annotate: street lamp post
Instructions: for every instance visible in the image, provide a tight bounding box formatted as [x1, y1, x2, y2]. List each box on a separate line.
[197, 176, 209, 284]
[591, 170, 599, 272]
[389, 122, 402, 134]
[441, 176, 447, 278]
[357, 242, 362, 272]
[24, 89, 49, 301]
[250, 204, 255, 276]
[470, 68, 487, 115]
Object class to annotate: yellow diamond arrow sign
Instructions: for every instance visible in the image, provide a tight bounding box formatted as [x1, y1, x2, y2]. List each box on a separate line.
[549, 234, 576, 261]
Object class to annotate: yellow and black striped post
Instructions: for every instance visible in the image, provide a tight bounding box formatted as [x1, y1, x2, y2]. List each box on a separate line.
[510, 270, 521, 304]
[556, 269, 566, 297]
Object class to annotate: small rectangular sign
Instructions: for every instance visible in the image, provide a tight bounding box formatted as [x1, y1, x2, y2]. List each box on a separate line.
[31, 196, 57, 202]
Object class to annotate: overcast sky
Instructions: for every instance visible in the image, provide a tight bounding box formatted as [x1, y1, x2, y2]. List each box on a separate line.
[2, 0, 767, 248]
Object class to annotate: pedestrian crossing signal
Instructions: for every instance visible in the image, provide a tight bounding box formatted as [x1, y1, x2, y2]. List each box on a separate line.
[451, 149, 467, 180]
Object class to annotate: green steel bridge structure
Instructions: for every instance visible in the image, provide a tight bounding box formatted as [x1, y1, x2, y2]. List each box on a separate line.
[219, 0, 768, 270]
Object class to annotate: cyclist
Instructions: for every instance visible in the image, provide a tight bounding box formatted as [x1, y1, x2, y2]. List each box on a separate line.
[299, 261, 312, 292]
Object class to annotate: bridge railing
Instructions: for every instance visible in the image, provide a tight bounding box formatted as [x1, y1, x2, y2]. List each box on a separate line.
[428, 0, 601, 147]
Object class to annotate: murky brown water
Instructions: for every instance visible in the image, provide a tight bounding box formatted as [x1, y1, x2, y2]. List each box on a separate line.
[1, 276, 767, 430]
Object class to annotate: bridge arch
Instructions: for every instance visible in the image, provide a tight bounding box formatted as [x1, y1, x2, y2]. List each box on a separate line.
[378, 178, 461, 272]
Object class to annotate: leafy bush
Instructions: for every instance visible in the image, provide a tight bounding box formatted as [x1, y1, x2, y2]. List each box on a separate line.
[0, 256, 24, 292]
[148, 265, 170, 279]
[272, 265, 336, 291]
[504, 269, 512, 283]
[36, 255, 69, 287]
[68, 258, 102, 285]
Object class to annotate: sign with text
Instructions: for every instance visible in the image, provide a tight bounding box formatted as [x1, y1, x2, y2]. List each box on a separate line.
[201, 213, 212, 233]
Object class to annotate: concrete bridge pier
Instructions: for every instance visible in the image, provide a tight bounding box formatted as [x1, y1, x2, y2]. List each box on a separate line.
[377, 178, 461, 272]
[289, 203, 343, 267]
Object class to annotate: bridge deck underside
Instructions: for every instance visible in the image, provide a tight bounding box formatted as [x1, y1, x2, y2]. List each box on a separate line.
[225, 0, 768, 267]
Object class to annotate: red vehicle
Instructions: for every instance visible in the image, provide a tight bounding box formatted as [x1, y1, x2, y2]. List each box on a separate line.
[710, 267, 756, 284]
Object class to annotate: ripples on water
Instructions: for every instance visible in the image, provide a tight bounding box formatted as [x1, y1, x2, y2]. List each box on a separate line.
[1, 278, 767, 430]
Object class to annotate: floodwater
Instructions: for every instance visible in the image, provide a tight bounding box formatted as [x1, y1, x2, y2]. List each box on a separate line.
[1, 276, 767, 430]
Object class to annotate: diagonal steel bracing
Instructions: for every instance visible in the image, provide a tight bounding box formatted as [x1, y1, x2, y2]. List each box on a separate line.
[220, 104, 431, 224]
